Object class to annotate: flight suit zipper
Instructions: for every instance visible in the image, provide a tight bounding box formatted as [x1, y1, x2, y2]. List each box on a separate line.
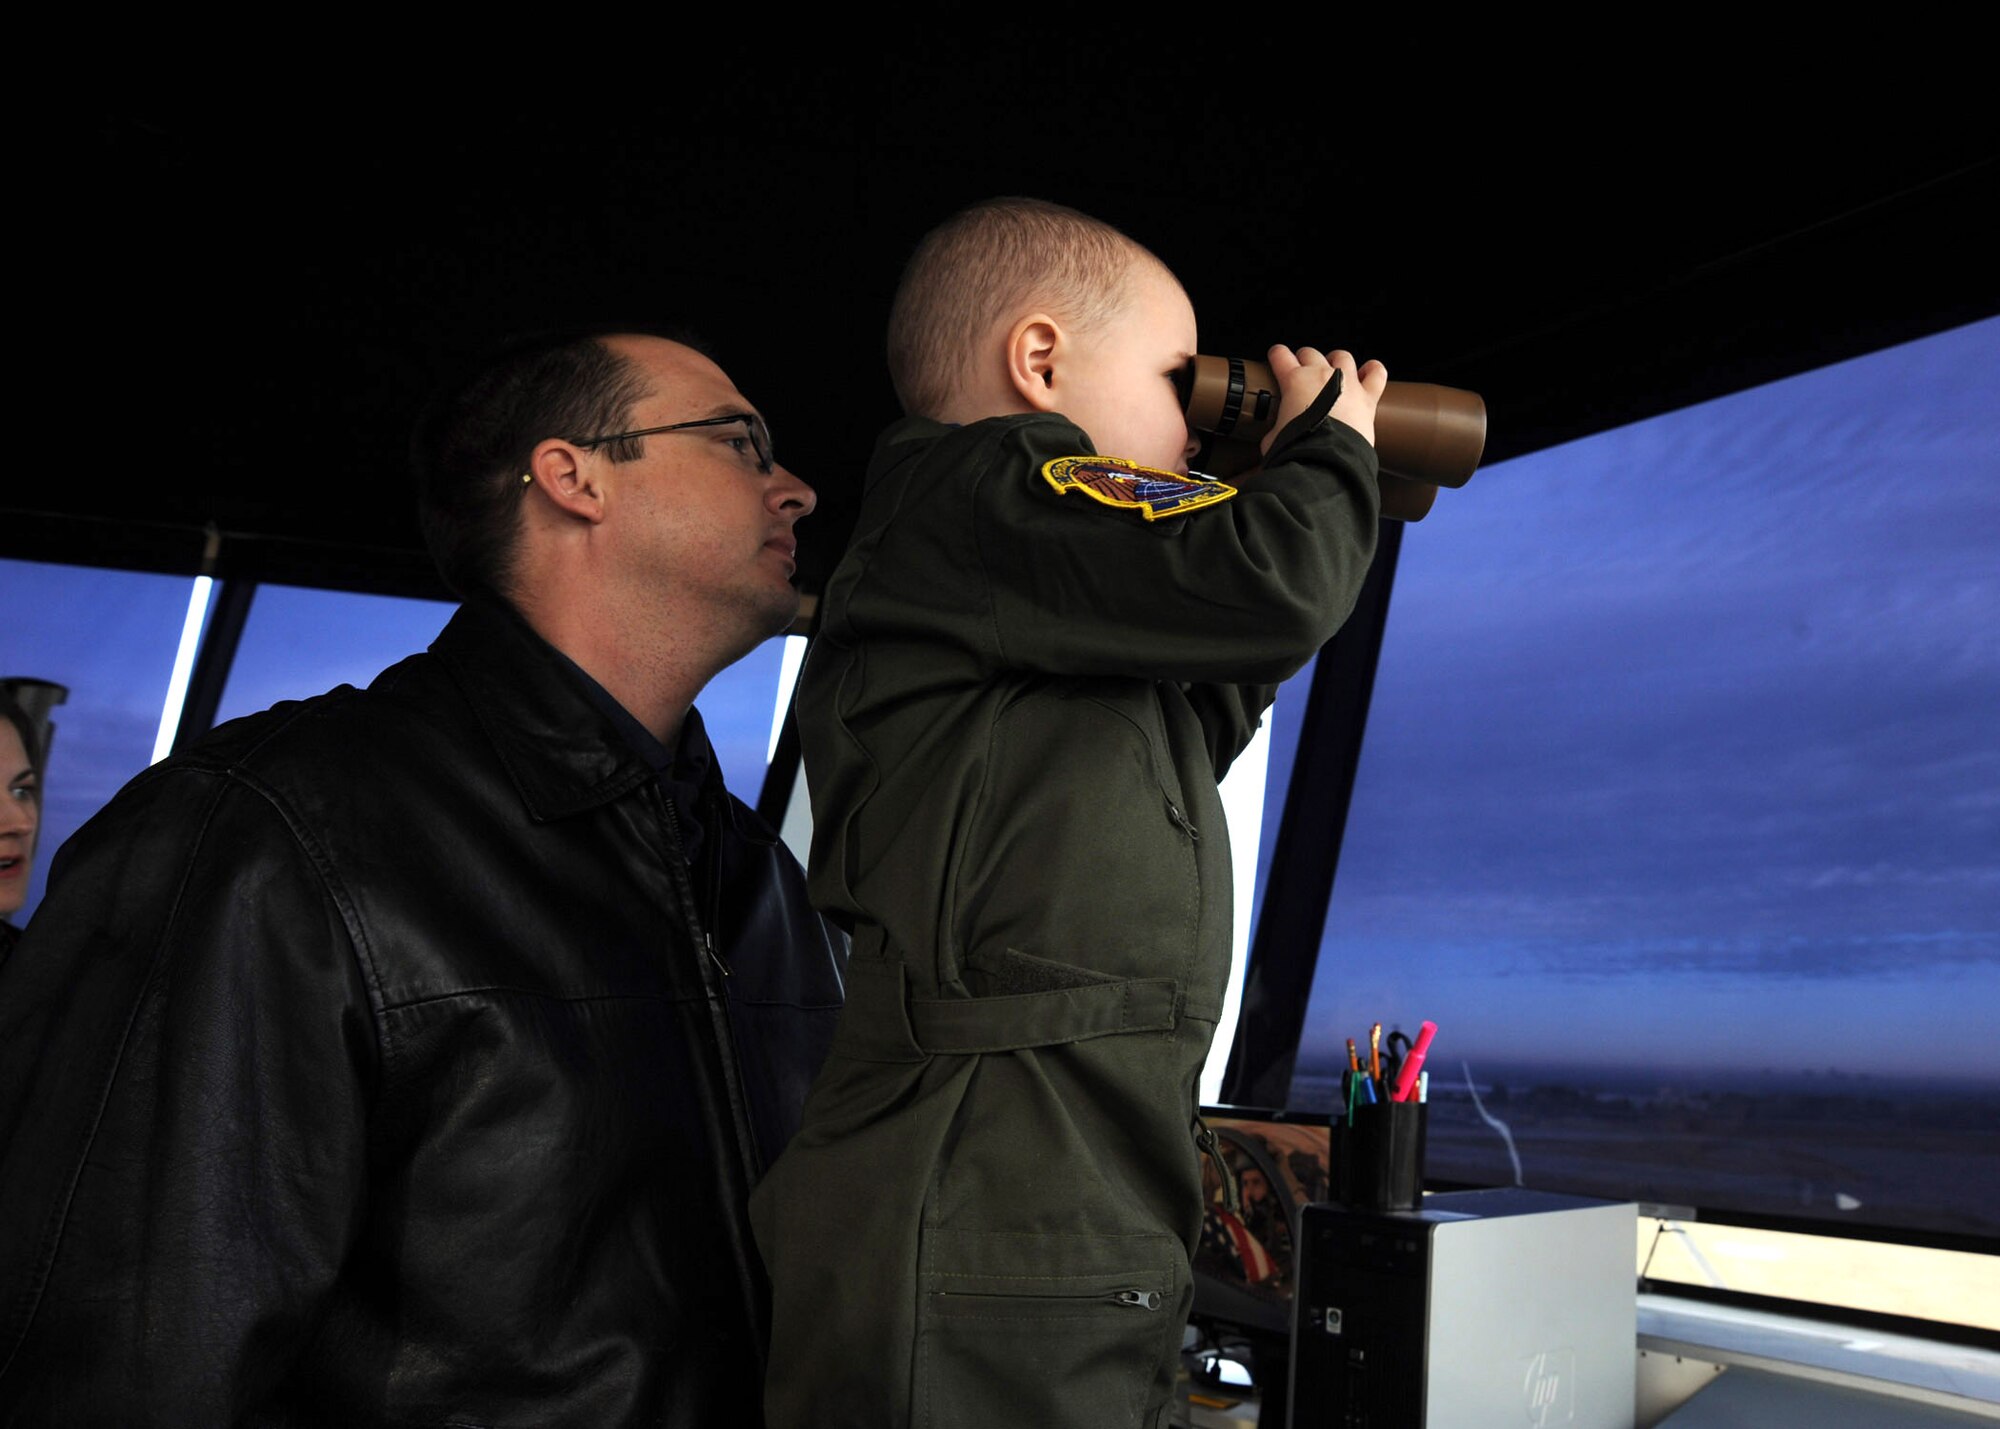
[935, 1286, 1166, 1310]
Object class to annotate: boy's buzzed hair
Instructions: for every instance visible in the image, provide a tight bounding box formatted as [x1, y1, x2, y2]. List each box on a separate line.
[887, 197, 1162, 418]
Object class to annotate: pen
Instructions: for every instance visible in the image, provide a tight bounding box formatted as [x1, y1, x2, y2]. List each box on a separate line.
[1391, 1020, 1437, 1103]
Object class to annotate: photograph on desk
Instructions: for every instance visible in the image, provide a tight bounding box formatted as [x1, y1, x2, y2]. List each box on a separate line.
[1186, 1112, 1333, 1422]
[1194, 1115, 1330, 1324]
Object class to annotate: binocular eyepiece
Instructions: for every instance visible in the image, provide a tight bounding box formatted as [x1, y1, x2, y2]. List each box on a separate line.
[1179, 355, 1487, 521]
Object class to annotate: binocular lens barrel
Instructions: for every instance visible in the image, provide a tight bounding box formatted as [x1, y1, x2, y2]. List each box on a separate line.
[1181, 355, 1487, 490]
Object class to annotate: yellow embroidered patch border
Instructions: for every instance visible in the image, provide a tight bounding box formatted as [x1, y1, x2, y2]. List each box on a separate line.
[1040, 455, 1237, 521]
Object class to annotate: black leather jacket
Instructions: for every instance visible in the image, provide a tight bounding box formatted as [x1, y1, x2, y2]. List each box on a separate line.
[0, 600, 848, 1427]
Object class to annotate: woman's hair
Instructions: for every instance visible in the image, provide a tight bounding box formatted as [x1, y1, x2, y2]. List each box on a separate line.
[1, 693, 42, 773]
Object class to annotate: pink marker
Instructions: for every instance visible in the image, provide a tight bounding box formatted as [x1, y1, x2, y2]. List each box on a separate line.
[1391, 1021, 1438, 1103]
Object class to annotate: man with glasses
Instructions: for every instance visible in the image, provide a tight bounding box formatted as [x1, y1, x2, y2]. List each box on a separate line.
[0, 330, 847, 1426]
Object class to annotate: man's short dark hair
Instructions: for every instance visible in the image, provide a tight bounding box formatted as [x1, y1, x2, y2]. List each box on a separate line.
[412, 327, 707, 603]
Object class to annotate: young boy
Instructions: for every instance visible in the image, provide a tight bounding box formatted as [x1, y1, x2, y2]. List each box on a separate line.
[751, 198, 1384, 1429]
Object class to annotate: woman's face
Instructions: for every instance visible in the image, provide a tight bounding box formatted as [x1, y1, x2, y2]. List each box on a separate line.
[0, 722, 39, 918]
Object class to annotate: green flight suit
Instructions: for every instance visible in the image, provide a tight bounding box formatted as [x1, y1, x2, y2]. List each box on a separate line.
[752, 411, 1379, 1429]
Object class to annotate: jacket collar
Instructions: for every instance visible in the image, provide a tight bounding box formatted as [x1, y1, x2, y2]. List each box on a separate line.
[429, 599, 666, 822]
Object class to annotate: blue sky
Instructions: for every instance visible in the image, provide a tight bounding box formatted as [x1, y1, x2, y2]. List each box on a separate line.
[1299, 316, 1999, 1079]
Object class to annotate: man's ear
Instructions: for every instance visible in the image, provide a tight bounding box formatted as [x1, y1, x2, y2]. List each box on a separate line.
[524, 439, 607, 524]
[1005, 313, 1064, 413]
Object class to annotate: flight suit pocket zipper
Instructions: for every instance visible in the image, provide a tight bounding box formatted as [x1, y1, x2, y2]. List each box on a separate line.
[931, 1284, 1165, 1313]
[920, 1274, 1178, 1427]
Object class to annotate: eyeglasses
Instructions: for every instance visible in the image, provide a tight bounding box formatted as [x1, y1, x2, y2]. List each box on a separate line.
[568, 412, 774, 474]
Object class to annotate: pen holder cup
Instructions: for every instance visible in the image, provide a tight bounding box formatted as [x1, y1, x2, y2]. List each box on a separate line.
[1335, 1100, 1427, 1212]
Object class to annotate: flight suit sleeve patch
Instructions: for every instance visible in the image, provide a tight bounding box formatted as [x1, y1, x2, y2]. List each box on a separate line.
[1040, 455, 1238, 521]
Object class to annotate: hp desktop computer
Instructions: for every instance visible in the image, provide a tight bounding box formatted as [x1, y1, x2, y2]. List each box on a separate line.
[1289, 1188, 1636, 1428]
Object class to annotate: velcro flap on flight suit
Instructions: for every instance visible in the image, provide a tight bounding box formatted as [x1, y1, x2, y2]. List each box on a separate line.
[829, 950, 1183, 1061]
[907, 977, 1179, 1054]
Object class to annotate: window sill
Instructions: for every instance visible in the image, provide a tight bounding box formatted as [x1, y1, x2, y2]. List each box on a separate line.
[1639, 1291, 2000, 1424]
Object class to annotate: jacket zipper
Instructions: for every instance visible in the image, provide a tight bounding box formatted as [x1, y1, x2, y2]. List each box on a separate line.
[656, 791, 760, 1180]
[698, 808, 731, 983]
[650, 783, 768, 1356]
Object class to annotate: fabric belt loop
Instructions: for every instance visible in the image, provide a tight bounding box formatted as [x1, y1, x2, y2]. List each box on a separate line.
[826, 959, 930, 1063]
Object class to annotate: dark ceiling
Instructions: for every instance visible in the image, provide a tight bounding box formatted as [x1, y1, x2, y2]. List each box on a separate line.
[17, 70, 1995, 602]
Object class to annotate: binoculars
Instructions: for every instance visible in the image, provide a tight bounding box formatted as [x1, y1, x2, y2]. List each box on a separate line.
[1180, 355, 1487, 521]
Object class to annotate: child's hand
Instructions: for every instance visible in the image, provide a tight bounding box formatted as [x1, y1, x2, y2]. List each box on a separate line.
[1261, 345, 1389, 454]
